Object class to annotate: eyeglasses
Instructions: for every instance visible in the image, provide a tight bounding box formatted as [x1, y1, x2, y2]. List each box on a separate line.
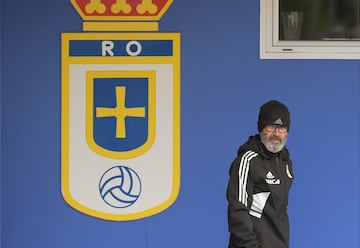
[264, 125, 288, 133]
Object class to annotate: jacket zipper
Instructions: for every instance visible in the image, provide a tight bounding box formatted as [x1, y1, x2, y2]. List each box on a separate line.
[276, 156, 288, 217]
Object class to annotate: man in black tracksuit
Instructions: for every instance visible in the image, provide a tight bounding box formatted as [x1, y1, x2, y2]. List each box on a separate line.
[227, 100, 294, 248]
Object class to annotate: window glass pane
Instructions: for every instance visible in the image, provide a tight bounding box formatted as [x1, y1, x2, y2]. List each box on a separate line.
[279, 0, 360, 40]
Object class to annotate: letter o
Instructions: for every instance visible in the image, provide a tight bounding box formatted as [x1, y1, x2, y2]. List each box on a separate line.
[126, 41, 142, 56]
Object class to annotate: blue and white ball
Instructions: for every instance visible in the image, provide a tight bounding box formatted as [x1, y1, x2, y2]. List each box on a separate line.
[99, 166, 142, 208]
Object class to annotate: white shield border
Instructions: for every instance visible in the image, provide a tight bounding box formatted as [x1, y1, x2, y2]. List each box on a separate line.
[61, 32, 181, 221]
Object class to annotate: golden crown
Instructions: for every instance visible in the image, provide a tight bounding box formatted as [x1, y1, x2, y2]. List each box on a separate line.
[71, 0, 173, 31]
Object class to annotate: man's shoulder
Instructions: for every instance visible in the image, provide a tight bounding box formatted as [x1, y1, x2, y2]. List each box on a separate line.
[233, 149, 261, 167]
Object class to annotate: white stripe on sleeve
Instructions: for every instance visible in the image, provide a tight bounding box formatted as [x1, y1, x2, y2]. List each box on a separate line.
[238, 151, 258, 207]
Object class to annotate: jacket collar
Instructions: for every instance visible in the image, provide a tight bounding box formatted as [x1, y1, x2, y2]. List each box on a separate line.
[238, 134, 290, 161]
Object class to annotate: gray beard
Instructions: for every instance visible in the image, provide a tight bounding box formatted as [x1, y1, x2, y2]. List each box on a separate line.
[260, 133, 287, 153]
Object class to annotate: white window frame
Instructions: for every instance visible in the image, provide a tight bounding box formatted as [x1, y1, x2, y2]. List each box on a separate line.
[260, 0, 360, 59]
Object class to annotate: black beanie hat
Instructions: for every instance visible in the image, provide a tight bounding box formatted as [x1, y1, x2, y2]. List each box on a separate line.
[257, 100, 290, 132]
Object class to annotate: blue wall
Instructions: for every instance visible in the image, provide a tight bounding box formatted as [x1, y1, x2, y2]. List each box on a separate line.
[1, 0, 359, 247]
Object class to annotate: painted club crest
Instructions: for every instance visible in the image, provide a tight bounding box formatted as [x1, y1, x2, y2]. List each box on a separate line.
[61, 0, 180, 221]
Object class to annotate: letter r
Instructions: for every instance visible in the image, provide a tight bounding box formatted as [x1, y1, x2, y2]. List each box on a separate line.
[102, 41, 115, 56]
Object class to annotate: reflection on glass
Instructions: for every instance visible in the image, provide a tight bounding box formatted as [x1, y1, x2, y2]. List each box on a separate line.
[281, 11, 304, 40]
[279, 0, 360, 40]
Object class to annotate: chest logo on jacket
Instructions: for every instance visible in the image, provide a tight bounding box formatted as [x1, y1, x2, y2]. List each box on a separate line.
[265, 171, 281, 185]
[61, 0, 180, 221]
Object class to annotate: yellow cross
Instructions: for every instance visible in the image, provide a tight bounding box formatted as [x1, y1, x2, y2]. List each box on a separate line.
[96, 86, 145, 138]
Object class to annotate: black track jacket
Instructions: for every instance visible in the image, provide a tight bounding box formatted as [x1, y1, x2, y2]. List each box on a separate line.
[227, 135, 294, 248]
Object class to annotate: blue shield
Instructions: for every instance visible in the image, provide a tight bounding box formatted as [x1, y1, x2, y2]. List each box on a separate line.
[86, 70, 156, 159]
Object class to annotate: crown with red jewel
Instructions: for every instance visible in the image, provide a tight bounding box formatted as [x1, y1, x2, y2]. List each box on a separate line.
[71, 0, 173, 31]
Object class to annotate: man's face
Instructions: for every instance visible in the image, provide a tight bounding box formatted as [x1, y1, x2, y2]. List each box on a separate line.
[260, 125, 288, 153]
